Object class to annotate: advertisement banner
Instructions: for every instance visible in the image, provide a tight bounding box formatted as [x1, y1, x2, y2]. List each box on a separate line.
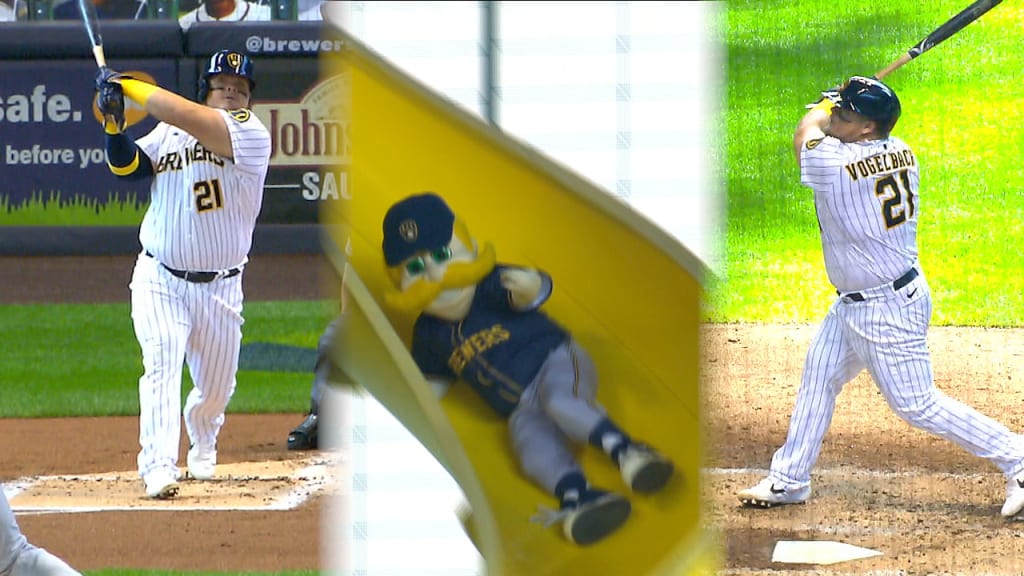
[249, 56, 341, 225]
[0, 55, 335, 227]
[0, 23, 334, 254]
[0, 58, 173, 225]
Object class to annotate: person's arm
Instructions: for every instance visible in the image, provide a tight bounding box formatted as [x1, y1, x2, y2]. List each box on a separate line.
[500, 267, 552, 311]
[120, 78, 236, 160]
[793, 99, 832, 162]
[104, 124, 154, 180]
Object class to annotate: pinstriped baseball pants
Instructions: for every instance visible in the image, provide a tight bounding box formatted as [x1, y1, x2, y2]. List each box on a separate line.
[130, 253, 244, 481]
[769, 272, 1024, 488]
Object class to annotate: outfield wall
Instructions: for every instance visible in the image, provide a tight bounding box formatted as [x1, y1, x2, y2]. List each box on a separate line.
[0, 21, 337, 255]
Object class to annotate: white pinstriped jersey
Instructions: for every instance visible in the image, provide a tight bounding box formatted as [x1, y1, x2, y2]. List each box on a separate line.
[800, 135, 920, 293]
[136, 108, 271, 271]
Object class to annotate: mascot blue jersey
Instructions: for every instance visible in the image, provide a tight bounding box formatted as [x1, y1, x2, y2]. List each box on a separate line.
[411, 265, 569, 417]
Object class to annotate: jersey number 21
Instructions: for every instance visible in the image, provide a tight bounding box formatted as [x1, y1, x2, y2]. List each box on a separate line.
[876, 169, 914, 229]
[194, 179, 224, 213]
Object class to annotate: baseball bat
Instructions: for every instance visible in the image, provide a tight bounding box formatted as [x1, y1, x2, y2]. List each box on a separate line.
[875, 0, 1002, 79]
[77, 0, 106, 68]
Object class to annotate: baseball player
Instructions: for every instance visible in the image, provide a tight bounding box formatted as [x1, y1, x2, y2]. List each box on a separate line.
[381, 193, 675, 546]
[286, 315, 346, 450]
[0, 486, 79, 575]
[289, 266, 355, 450]
[95, 50, 271, 498]
[737, 76, 1024, 518]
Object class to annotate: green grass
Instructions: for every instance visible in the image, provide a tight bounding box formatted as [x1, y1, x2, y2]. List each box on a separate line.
[0, 301, 334, 417]
[711, 0, 1024, 326]
[0, 191, 149, 225]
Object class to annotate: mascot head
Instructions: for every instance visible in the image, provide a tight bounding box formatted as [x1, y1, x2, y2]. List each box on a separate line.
[382, 193, 495, 319]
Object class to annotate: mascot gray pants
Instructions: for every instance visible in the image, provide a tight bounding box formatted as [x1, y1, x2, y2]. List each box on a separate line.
[508, 341, 607, 493]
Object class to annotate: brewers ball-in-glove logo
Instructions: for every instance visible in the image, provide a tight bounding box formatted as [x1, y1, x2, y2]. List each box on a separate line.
[227, 52, 243, 70]
[399, 220, 419, 243]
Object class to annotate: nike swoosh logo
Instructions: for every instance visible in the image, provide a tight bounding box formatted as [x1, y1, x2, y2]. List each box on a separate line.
[770, 484, 787, 494]
[1017, 478, 1024, 489]
[908, 288, 918, 298]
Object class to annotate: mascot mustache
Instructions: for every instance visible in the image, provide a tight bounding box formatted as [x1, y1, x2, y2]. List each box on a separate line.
[385, 243, 496, 314]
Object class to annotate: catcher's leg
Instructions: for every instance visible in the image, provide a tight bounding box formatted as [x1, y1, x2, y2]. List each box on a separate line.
[288, 411, 320, 451]
[2, 487, 78, 575]
[9, 546, 81, 576]
[311, 315, 344, 408]
[289, 315, 345, 450]
[0, 486, 30, 574]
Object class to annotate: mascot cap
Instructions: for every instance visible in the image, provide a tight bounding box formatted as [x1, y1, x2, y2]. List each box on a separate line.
[383, 193, 456, 266]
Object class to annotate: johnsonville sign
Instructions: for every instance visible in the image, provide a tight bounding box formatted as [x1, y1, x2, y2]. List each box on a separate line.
[252, 72, 349, 222]
[255, 73, 349, 168]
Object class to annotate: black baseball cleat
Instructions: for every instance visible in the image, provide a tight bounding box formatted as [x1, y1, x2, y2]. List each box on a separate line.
[287, 412, 319, 450]
[617, 444, 675, 494]
[561, 490, 632, 546]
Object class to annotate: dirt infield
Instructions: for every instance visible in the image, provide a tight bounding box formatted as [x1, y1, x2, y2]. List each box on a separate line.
[1, 254, 338, 304]
[703, 323, 1024, 575]
[20, 255, 1024, 573]
[4, 254, 336, 571]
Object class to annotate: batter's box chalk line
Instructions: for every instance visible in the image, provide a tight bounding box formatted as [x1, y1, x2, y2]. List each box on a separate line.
[7, 453, 342, 514]
[703, 466, 990, 481]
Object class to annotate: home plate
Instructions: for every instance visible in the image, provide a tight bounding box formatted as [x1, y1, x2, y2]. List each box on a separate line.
[6, 453, 344, 513]
[772, 540, 882, 565]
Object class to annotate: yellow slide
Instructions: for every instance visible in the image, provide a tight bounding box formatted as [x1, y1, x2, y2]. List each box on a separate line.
[321, 24, 720, 576]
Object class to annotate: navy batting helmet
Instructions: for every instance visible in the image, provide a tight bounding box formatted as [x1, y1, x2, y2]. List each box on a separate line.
[197, 50, 255, 102]
[835, 76, 901, 134]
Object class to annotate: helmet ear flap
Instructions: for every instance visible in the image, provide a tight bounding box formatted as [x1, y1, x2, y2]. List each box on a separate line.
[197, 76, 209, 103]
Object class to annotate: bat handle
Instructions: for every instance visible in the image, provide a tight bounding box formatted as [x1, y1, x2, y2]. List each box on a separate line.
[874, 53, 913, 80]
[93, 45, 106, 69]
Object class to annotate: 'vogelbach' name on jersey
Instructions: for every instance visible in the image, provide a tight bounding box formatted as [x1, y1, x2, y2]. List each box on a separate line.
[411, 266, 569, 417]
[800, 134, 920, 293]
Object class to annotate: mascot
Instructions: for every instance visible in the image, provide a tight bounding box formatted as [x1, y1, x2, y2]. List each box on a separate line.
[381, 192, 674, 546]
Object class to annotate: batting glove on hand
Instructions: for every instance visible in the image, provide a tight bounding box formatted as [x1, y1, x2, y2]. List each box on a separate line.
[95, 67, 132, 133]
[805, 83, 843, 109]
